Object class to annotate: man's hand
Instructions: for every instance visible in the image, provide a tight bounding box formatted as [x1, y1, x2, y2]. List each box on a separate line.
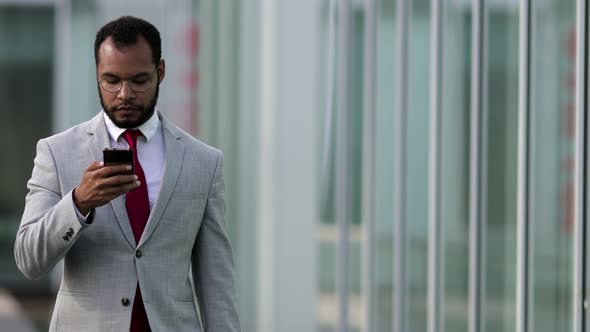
[73, 161, 140, 215]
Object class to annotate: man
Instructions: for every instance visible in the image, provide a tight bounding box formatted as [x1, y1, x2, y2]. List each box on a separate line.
[14, 16, 239, 332]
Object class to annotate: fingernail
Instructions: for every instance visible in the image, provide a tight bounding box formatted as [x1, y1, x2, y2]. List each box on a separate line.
[99, 161, 104, 167]
[134, 175, 138, 180]
[126, 165, 132, 170]
[136, 181, 141, 186]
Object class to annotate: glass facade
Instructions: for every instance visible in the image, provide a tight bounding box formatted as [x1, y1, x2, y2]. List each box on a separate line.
[316, 0, 587, 331]
[529, 0, 577, 331]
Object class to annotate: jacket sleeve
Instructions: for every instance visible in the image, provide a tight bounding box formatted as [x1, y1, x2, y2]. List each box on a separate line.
[191, 151, 240, 332]
[14, 139, 89, 280]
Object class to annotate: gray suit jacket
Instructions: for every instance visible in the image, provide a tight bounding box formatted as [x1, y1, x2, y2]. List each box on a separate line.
[14, 112, 240, 331]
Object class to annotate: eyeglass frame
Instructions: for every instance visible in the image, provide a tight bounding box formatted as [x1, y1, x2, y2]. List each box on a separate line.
[98, 69, 159, 94]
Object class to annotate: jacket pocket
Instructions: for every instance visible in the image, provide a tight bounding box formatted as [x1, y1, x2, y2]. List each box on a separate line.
[175, 300, 201, 332]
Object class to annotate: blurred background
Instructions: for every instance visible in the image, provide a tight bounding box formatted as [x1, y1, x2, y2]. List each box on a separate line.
[0, 0, 586, 331]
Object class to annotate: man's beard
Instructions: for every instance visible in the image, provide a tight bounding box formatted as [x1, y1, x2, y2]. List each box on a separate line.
[99, 84, 159, 129]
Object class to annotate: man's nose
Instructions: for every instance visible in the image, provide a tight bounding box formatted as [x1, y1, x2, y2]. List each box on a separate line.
[117, 81, 135, 100]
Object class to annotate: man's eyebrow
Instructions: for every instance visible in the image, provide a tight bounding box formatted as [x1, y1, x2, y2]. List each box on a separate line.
[101, 72, 152, 78]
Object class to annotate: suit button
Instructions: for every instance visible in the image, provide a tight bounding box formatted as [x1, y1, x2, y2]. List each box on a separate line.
[135, 250, 142, 258]
[121, 297, 130, 306]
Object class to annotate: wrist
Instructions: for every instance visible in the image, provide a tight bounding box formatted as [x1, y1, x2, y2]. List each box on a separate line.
[73, 188, 91, 215]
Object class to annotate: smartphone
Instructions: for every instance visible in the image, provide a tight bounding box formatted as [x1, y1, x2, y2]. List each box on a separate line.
[103, 148, 134, 174]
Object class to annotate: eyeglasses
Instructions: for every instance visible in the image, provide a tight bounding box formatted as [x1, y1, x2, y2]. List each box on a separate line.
[98, 70, 157, 94]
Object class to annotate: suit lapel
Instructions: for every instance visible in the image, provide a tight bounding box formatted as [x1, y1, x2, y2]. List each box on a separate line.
[137, 115, 184, 248]
[86, 113, 137, 248]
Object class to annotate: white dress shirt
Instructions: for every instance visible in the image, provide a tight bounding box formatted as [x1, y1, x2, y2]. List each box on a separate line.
[103, 110, 165, 210]
[74, 110, 165, 223]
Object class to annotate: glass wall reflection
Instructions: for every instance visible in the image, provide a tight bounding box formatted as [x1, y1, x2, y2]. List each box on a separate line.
[406, 0, 430, 331]
[372, 0, 394, 330]
[441, 2, 471, 331]
[318, 2, 366, 331]
[0, 6, 53, 292]
[484, 2, 519, 331]
[0, 6, 55, 331]
[529, 0, 577, 331]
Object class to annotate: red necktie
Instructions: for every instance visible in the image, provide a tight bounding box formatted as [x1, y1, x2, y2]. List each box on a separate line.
[123, 130, 151, 332]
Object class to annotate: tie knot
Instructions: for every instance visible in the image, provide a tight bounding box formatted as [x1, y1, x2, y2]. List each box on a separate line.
[123, 130, 143, 150]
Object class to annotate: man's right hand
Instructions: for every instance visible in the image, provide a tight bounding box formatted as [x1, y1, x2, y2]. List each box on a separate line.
[73, 161, 140, 215]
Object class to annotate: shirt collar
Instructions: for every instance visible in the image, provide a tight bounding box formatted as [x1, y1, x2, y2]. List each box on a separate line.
[103, 109, 160, 143]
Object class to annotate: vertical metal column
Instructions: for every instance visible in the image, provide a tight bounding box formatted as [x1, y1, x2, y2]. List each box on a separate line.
[574, 0, 588, 331]
[335, 0, 352, 331]
[468, 1, 487, 332]
[54, 0, 71, 134]
[361, 0, 377, 330]
[516, 0, 532, 331]
[427, 0, 444, 331]
[393, 0, 409, 331]
[257, 0, 276, 330]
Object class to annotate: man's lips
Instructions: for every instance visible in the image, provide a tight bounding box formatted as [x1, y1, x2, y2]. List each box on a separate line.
[116, 106, 140, 112]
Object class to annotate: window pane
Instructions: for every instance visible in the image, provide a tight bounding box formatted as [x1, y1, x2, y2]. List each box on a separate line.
[0, 6, 53, 292]
[0, 6, 54, 331]
[529, 1, 577, 331]
[441, 2, 471, 331]
[483, 2, 519, 332]
[406, 0, 430, 331]
[317, 2, 337, 330]
[372, 0, 395, 331]
[348, 9, 366, 332]
[318, 3, 366, 331]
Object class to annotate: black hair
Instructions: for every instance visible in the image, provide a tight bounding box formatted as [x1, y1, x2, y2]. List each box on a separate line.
[94, 16, 161, 66]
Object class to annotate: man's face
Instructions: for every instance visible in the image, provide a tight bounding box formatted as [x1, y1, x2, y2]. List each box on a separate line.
[97, 36, 165, 128]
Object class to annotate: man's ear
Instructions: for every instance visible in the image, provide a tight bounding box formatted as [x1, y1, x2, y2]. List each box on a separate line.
[157, 59, 166, 83]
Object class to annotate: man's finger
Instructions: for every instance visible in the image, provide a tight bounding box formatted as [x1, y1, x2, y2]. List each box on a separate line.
[96, 164, 133, 177]
[85, 161, 103, 172]
[121, 181, 142, 193]
[100, 181, 141, 197]
[100, 174, 138, 188]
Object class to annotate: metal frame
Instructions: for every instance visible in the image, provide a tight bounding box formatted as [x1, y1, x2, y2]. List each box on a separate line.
[468, 1, 487, 332]
[335, 0, 352, 331]
[257, 0, 277, 330]
[393, 0, 409, 330]
[576, 0, 589, 331]
[361, 0, 377, 330]
[578, 0, 587, 322]
[321, 0, 337, 196]
[427, 0, 444, 331]
[516, 0, 532, 331]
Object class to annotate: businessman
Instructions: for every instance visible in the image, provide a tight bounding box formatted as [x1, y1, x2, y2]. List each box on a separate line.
[14, 16, 239, 331]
